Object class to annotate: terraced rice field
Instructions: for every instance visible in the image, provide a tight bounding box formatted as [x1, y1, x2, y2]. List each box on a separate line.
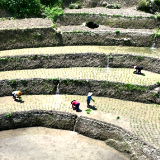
[1, 67, 160, 85]
[0, 95, 160, 149]
[1, 46, 160, 150]
[0, 46, 160, 58]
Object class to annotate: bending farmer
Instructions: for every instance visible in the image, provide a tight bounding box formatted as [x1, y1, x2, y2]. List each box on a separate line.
[12, 91, 22, 100]
[134, 66, 143, 74]
[71, 100, 80, 112]
[87, 92, 95, 108]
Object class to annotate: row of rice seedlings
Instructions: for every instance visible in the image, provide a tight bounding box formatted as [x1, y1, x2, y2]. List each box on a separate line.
[0, 46, 160, 57]
[1, 68, 160, 85]
[0, 95, 160, 149]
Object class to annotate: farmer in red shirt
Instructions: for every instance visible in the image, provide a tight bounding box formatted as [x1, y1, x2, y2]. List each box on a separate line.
[71, 100, 80, 112]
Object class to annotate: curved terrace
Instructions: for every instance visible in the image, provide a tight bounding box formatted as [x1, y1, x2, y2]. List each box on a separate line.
[0, 0, 160, 159]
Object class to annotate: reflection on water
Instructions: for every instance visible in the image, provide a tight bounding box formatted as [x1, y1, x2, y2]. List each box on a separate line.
[0, 127, 129, 160]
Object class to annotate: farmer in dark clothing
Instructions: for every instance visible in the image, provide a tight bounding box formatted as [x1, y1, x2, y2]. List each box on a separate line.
[134, 66, 143, 74]
[71, 100, 80, 112]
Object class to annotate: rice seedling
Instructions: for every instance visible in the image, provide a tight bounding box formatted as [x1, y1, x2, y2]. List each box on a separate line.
[0, 94, 160, 149]
[0, 46, 160, 58]
[1, 67, 160, 85]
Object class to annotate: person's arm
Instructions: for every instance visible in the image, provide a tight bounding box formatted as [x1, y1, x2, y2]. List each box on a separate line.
[72, 102, 75, 108]
[91, 97, 95, 102]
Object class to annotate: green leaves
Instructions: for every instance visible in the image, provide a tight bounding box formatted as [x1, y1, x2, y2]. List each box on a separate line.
[85, 109, 91, 114]
[44, 7, 63, 22]
[2, 0, 42, 17]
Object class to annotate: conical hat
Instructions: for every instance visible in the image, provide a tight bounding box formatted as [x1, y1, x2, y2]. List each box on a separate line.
[88, 92, 92, 96]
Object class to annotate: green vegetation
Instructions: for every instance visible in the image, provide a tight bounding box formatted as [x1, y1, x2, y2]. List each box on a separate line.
[115, 30, 120, 35]
[137, 56, 144, 61]
[9, 79, 16, 85]
[6, 113, 11, 118]
[0, 0, 64, 20]
[44, 7, 63, 22]
[40, 0, 63, 8]
[0, 57, 8, 62]
[2, 0, 42, 17]
[85, 109, 91, 114]
[137, 0, 150, 12]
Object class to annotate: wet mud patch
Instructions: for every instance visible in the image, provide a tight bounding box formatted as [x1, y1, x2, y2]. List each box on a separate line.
[0, 127, 129, 160]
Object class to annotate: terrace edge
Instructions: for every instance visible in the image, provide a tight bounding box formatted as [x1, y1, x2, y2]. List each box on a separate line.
[0, 110, 160, 160]
[1, 53, 160, 74]
[0, 78, 160, 104]
[0, 27, 159, 51]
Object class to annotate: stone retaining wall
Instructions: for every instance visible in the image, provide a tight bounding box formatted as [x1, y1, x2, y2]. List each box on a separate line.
[0, 27, 156, 50]
[0, 78, 160, 104]
[1, 53, 160, 74]
[0, 28, 62, 51]
[56, 14, 159, 29]
[0, 53, 107, 71]
[62, 31, 153, 47]
[0, 110, 160, 160]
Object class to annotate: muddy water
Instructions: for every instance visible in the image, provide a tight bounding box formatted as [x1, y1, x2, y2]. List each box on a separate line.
[0, 127, 129, 160]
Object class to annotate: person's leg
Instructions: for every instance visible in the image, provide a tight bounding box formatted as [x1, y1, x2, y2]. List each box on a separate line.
[75, 103, 80, 112]
[12, 94, 16, 100]
[87, 101, 90, 108]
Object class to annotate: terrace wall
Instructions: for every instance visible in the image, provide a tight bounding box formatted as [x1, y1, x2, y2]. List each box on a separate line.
[0, 28, 62, 51]
[1, 53, 160, 74]
[56, 14, 159, 29]
[0, 27, 156, 51]
[0, 78, 160, 104]
[0, 110, 160, 160]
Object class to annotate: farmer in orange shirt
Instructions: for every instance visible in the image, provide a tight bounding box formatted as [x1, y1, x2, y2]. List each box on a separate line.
[12, 91, 22, 100]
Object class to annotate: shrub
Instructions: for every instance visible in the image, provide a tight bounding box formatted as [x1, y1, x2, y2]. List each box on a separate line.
[2, 0, 42, 17]
[137, 0, 150, 12]
[44, 7, 63, 22]
[154, 0, 160, 6]
[40, 0, 63, 8]
[0, 0, 3, 8]
[69, 3, 75, 9]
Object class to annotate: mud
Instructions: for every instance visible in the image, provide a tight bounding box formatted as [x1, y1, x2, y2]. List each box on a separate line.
[0, 127, 129, 160]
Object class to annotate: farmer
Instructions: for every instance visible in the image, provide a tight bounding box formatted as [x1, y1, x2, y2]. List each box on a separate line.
[87, 92, 95, 108]
[71, 100, 80, 112]
[12, 91, 22, 100]
[134, 66, 143, 74]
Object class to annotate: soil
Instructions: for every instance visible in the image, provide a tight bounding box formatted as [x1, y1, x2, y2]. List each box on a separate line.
[0, 127, 129, 160]
[60, 24, 153, 33]
[0, 7, 158, 30]
[0, 18, 52, 29]
[64, 7, 155, 17]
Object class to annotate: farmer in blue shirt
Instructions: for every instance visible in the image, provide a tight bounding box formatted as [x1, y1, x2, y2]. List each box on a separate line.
[87, 92, 95, 108]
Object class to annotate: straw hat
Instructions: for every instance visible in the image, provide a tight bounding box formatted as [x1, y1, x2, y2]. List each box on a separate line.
[17, 91, 22, 96]
[88, 92, 92, 96]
